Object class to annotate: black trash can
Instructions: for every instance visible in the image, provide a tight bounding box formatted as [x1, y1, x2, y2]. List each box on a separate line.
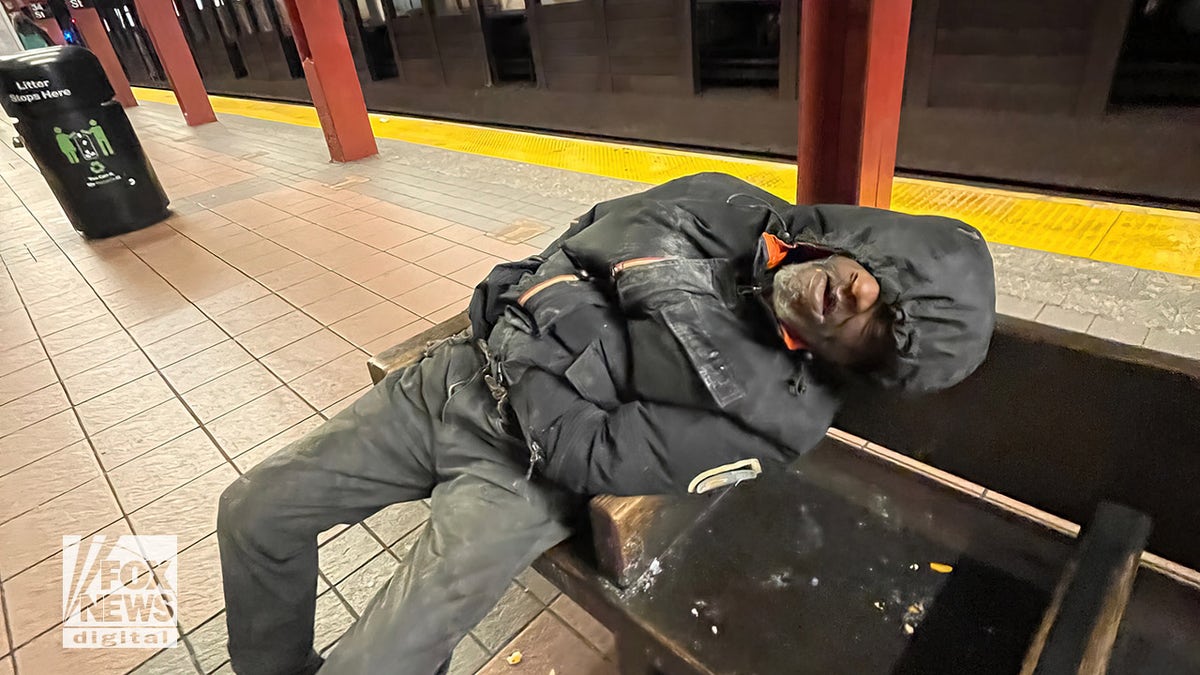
[0, 46, 168, 238]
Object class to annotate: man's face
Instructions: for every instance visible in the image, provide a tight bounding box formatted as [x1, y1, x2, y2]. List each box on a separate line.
[771, 255, 892, 368]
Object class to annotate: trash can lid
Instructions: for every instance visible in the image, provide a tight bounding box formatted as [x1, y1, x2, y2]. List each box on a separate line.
[0, 46, 115, 118]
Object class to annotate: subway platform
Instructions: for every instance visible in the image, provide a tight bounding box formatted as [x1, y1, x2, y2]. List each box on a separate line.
[0, 97, 1198, 675]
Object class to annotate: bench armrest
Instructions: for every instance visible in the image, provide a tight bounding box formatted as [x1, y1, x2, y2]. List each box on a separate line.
[367, 312, 473, 384]
[1020, 502, 1151, 675]
[590, 494, 717, 588]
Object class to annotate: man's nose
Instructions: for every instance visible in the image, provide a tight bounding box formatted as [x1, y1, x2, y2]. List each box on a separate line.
[847, 273, 880, 313]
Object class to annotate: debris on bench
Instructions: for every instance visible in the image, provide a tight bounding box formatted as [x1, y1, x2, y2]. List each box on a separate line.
[590, 494, 723, 590]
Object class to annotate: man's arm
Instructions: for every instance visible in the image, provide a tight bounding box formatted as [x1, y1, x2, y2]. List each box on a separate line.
[612, 259, 840, 449]
[507, 367, 795, 496]
[475, 173, 789, 338]
[469, 248, 586, 340]
[502, 259, 833, 496]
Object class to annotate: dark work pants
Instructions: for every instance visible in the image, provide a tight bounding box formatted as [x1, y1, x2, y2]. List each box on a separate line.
[217, 340, 578, 675]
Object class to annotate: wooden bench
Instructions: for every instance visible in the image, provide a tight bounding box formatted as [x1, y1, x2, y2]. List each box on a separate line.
[368, 313, 1200, 673]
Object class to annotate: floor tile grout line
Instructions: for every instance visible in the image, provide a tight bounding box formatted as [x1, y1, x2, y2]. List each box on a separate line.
[133, 541, 210, 674]
[49, 355, 160, 410]
[0, 232, 148, 671]
[0, 465, 98, 530]
[9, 140, 451, 669]
[0, 560, 204, 674]
[151, 215, 399, 370]
[1, 571, 177, 665]
[0, 568, 15, 673]
[0, 182, 150, 532]
[0, 412, 94, 482]
[119, 240, 329, 430]
[3, 347, 279, 585]
[544, 603, 616, 664]
[320, 571, 363, 623]
[0, 359, 56, 407]
[174, 212, 477, 332]
[149, 340, 261, 396]
[352, 517, 424, 587]
[203, 176, 518, 282]
[0, 171, 251, 595]
[209, 114, 577, 216]
[322, 539, 422, 625]
[224, 314, 362, 383]
[219, 412, 320, 477]
[95, 411, 204, 476]
[156, 625, 204, 675]
[12, 294, 127, 350]
[123, 310, 216, 364]
[0, 443, 216, 582]
[16, 283, 106, 321]
[314, 516, 432, 626]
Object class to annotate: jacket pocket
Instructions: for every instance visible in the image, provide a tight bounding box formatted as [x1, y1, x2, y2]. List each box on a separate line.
[520, 278, 606, 336]
[658, 297, 746, 409]
[563, 340, 621, 409]
[626, 298, 746, 411]
[615, 258, 728, 313]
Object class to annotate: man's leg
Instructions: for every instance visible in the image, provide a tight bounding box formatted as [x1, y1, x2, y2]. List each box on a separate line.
[319, 463, 577, 674]
[217, 357, 445, 675]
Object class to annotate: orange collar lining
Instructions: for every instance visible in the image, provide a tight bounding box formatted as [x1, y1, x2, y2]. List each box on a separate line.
[762, 232, 795, 270]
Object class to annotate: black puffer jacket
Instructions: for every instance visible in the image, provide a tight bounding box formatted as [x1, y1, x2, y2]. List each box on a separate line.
[469, 173, 996, 496]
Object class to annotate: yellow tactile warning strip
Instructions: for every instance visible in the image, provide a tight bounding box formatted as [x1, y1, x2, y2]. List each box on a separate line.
[892, 180, 1122, 261]
[132, 87, 1200, 278]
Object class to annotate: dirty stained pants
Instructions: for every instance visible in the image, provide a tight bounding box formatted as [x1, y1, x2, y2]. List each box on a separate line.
[217, 340, 579, 675]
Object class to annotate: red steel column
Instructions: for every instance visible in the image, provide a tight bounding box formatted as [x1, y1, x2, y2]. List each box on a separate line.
[281, 0, 377, 162]
[796, 0, 912, 208]
[857, 0, 913, 208]
[32, 18, 64, 44]
[69, 6, 137, 108]
[29, 3, 66, 44]
[131, 0, 216, 126]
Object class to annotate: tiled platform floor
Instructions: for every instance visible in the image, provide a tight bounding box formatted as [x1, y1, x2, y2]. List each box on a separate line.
[0, 101, 1197, 675]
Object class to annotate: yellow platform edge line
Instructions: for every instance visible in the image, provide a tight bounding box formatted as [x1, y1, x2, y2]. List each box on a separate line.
[130, 88, 1199, 279]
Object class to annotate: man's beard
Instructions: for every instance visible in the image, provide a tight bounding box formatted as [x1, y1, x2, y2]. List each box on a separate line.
[771, 265, 808, 330]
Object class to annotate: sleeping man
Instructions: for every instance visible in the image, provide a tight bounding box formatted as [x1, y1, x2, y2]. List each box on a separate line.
[217, 172, 997, 674]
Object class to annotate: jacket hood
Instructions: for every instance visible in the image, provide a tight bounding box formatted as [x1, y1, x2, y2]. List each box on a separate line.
[770, 204, 996, 394]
